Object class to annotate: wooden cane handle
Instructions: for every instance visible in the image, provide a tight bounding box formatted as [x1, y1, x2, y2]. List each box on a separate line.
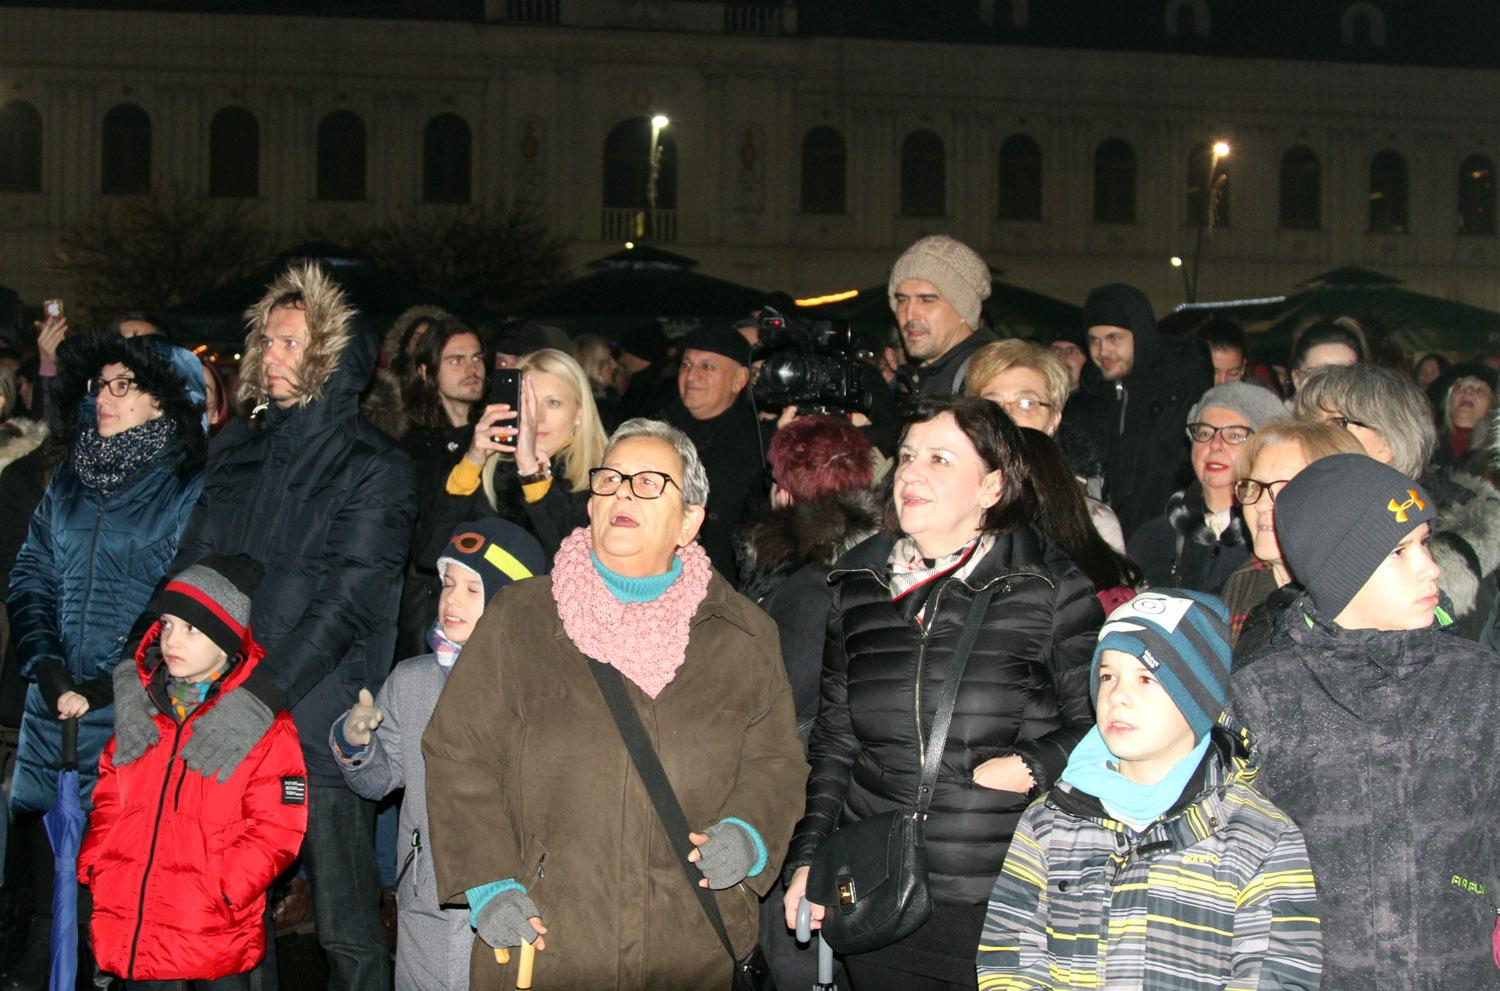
[517, 939, 537, 989]
[494, 947, 509, 965]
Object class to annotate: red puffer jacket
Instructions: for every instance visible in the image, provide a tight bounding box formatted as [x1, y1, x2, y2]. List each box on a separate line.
[78, 623, 307, 982]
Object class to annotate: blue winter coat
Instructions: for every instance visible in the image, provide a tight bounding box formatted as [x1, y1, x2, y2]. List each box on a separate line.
[170, 302, 415, 786]
[7, 337, 206, 813]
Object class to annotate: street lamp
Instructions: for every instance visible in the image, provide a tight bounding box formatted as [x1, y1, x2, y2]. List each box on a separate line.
[646, 114, 670, 241]
[1188, 140, 1231, 302]
[1170, 256, 1190, 303]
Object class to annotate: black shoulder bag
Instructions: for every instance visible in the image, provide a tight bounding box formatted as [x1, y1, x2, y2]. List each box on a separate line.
[587, 659, 775, 991]
[805, 586, 996, 955]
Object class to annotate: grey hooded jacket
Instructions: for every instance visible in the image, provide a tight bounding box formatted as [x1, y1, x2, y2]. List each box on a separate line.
[1229, 598, 1500, 990]
[331, 654, 472, 991]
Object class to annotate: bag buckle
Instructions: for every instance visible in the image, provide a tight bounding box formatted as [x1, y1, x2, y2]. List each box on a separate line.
[836, 876, 857, 907]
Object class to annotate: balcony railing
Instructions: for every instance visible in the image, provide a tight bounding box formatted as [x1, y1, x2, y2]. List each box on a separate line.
[494, 0, 560, 24]
[725, 4, 786, 34]
[602, 207, 677, 243]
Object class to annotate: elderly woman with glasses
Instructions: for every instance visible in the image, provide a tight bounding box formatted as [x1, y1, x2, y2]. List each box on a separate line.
[1216, 418, 1364, 658]
[1293, 363, 1500, 641]
[1126, 381, 1286, 594]
[6, 330, 205, 977]
[423, 418, 808, 991]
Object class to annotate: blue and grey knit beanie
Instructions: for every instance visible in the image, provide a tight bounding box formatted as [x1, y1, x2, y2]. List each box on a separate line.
[1090, 589, 1232, 742]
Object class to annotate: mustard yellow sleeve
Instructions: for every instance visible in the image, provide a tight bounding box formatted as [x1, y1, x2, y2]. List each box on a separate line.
[521, 478, 553, 504]
[446, 458, 483, 496]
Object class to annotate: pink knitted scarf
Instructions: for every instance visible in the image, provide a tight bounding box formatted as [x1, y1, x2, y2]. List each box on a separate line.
[550, 527, 713, 697]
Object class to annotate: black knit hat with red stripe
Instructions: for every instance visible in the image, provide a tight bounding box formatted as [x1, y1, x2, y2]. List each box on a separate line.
[151, 554, 263, 659]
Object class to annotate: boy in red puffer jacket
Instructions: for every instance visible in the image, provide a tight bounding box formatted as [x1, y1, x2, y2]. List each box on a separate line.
[79, 555, 307, 989]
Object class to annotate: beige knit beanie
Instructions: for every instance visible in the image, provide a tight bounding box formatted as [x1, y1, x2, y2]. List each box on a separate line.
[887, 235, 992, 328]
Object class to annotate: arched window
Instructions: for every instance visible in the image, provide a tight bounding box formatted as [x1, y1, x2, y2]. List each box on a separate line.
[602, 117, 677, 210]
[1341, 2, 1386, 48]
[101, 103, 151, 195]
[317, 110, 367, 201]
[899, 129, 945, 217]
[800, 125, 846, 215]
[1278, 145, 1321, 230]
[1165, 0, 1210, 38]
[1093, 138, 1137, 223]
[0, 100, 42, 192]
[1369, 149, 1408, 233]
[209, 107, 259, 199]
[997, 133, 1042, 221]
[423, 113, 472, 204]
[1459, 154, 1496, 236]
[1186, 143, 1230, 227]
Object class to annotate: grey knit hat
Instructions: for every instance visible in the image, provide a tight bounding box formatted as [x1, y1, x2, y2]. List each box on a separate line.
[1274, 453, 1436, 618]
[1188, 381, 1287, 431]
[887, 236, 992, 328]
[151, 554, 263, 658]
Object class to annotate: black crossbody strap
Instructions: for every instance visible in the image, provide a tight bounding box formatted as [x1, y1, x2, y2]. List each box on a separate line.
[586, 659, 740, 965]
[915, 586, 995, 814]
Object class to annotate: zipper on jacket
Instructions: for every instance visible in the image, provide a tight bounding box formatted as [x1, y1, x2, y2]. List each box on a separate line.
[394, 829, 421, 890]
[75, 506, 105, 668]
[911, 583, 947, 769]
[126, 720, 187, 980]
[1114, 382, 1128, 435]
[535, 852, 547, 880]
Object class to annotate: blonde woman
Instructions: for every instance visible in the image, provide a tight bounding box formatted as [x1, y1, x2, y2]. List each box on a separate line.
[439, 348, 608, 562]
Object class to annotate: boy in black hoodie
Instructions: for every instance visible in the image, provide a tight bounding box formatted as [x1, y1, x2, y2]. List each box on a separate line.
[1230, 452, 1500, 989]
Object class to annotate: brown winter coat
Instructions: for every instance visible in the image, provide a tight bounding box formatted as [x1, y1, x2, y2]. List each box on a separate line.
[423, 571, 809, 991]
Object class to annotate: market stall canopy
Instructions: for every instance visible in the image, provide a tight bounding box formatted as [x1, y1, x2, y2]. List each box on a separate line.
[170, 241, 446, 348]
[1163, 266, 1500, 357]
[799, 270, 1081, 342]
[505, 244, 773, 338]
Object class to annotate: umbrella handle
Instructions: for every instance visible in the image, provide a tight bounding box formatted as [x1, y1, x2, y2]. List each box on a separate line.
[60, 717, 78, 771]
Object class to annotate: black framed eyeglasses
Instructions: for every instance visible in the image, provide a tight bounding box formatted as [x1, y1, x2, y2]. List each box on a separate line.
[1234, 477, 1294, 505]
[588, 467, 679, 500]
[88, 376, 140, 398]
[1326, 415, 1370, 431]
[986, 396, 1055, 415]
[1185, 422, 1253, 445]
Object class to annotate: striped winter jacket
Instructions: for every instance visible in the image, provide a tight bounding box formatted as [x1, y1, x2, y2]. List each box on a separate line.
[977, 722, 1322, 991]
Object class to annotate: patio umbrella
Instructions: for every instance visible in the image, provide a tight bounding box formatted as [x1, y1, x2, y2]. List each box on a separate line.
[800, 270, 1081, 343]
[169, 241, 447, 349]
[504, 245, 773, 338]
[45, 718, 84, 991]
[1163, 267, 1500, 357]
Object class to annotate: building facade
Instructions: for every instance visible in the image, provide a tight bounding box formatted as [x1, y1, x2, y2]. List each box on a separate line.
[1, 0, 1497, 322]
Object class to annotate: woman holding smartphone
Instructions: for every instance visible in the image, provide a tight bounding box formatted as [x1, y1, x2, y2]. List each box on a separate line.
[426, 348, 607, 566]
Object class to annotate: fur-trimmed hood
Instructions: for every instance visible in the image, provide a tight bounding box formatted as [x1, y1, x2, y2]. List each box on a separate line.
[737, 486, 883, 600]
[50, 330, 207, 479]
[381, 304, 453, 371]
[0, 416, 48, 475]
[360, 367, 409, 441]
[1423, 465, 1500, 622]
[236, 262, 373, 415]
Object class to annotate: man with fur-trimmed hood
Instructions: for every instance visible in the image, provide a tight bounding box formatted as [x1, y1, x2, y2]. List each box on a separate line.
[122, 262, 414, 991]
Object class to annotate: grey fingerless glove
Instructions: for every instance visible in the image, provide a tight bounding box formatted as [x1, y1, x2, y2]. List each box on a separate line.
[179, 688, 274, 783]
[696, 821, 759, 890]
[111, 660, 159, 767]
[474, 889, 542, 949]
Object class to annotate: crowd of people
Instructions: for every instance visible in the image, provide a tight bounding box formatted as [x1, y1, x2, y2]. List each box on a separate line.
[0, 231, 1498, 991]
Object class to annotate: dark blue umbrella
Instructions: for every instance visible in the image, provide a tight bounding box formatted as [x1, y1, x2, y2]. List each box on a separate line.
[45, 718, 83, 991]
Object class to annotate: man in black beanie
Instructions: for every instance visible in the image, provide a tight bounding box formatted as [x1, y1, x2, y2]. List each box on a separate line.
[1060, 283, 1212, 539]
[662, 324, 768, 582]
[1229, 453, 1500, 989]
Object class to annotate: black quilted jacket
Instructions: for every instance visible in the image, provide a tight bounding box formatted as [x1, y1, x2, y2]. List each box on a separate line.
[785, 525, 1102, 905]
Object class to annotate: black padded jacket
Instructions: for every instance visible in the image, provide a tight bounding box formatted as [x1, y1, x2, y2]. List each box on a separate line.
[785, 525, 1102, 905]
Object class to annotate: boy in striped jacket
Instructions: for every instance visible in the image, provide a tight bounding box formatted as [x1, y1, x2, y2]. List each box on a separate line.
[977, 590, 1322, 991]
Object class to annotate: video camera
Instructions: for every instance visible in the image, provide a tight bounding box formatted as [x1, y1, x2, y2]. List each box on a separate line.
[751, 307, 872, 416]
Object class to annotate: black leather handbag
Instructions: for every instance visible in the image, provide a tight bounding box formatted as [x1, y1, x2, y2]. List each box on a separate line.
[807, 586, 995, 955]
[587, 657, 776, 991]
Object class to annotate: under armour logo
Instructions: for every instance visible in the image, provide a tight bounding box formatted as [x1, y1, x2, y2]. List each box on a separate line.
[1388, 490, 1426, 523]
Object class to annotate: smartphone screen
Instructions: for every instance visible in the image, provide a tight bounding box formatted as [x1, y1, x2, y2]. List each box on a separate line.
[489, 368, 521, 410]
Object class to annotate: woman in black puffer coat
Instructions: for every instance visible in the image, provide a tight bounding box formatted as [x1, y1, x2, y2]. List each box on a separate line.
[782, 395, 1101, 991]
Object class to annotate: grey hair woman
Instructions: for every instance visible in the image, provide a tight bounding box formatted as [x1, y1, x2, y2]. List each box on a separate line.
[423, 417, 807, 990]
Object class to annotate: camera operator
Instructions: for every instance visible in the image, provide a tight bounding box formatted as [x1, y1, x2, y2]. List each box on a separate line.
[663, 325, 769, 583]
[890, 235, 998, 396]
